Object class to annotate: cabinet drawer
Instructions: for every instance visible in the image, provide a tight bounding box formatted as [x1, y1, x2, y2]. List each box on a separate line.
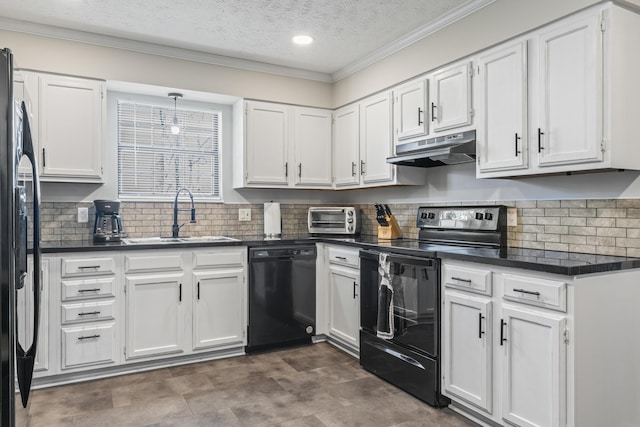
[125, 254, 183, 273]
[61, 322, 116, 369]
[328, 247, 359, 268]
[61, 277, 115, 301]
[61, 300, 115, 324]
[193, 250, 244, 269]
[443, 263, 492, 296]
[502, 274, 567, 312]
[61, 257, 115, 277]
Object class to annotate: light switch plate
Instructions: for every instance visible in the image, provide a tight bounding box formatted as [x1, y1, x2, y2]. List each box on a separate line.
[78, 207, 89, 223]
[239, 208, 251, 221]
[507, 208, 518, 227]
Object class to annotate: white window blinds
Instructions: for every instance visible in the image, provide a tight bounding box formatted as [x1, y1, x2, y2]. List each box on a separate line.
[117, 99, 221, 199]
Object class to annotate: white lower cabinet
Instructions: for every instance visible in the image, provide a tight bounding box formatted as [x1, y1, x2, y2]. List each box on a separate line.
[441, 259, 640, 427]
[443, 292, 492, 413]
[58, 254, 120, 372]
[61, 322, 117, 369]
[443, 260, 568, 427]
[125, 272, 186, 360]
[41, 247, 247, 380]
[501, 305, 566, 427]
[328, 264, 360, 348]
[192, 268, 245, 350]
[321, 245, 360, 353]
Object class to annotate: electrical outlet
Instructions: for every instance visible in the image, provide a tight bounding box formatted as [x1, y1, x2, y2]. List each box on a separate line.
[78, 207, 89, 223]
[238, 208, 251, 221]
[507, 208, 518, 227]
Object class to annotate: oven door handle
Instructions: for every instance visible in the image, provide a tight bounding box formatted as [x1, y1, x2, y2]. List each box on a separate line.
[386, 254, 435, 268]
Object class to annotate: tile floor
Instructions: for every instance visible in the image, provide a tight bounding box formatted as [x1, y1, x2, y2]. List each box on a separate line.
[27, 343, 478, 426]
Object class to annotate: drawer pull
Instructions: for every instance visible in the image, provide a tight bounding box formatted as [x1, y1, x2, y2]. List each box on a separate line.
[77, 288, 101, 293]
[478, 313, 485, 339]
[77, 311, 101, 316]
[78, 334, 100, 340]
[77, 265, 101, 270]
[451, 277, 472, 283]
[513, 288, 541, 297]
[335, 256, 347, 260]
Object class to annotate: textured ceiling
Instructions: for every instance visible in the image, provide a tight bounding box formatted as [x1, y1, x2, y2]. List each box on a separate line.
[0, 0, 488, 79]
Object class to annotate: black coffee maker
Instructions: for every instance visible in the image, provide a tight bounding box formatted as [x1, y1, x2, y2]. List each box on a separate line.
[93, 199, 124, 243]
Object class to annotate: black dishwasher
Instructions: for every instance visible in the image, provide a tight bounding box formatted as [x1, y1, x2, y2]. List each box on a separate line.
[247, 245, 316, 352]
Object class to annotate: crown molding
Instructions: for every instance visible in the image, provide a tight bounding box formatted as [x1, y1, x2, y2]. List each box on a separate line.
[0, 17, 334, 83]
[331, 0, 496, 81]
[0, 0, 494, 84]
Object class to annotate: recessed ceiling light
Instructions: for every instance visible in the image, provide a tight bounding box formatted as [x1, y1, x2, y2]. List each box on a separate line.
[292, 35, 314, 46]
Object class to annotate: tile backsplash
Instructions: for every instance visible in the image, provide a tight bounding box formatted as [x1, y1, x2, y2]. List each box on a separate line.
[39, 199, 640, 257]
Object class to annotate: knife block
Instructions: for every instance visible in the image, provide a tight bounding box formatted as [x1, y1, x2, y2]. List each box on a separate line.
[378, 215, 403, 239]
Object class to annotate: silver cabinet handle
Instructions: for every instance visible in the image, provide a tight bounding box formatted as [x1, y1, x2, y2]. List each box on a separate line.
[513, 288, 541, 297]
[360, 160, 365, 175]
[351, 162, 356, 177]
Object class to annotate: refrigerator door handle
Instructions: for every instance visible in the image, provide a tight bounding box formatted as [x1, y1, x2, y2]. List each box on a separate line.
[15, 101, 41, 409]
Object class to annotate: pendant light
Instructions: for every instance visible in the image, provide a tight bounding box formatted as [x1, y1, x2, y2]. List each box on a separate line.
[168, 92, 183, 135]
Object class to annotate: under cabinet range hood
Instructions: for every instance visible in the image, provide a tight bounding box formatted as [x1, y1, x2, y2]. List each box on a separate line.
[387, 130, 476, 168]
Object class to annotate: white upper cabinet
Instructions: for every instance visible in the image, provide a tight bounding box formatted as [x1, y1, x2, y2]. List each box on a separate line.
[14, 71, 105, 183]
[478, 4, 640, 178]
[360, 91, 395, 185]
[393, 78, 428, 142]
[245, 101, 290, 186]
[476, 41, 528, 173]
[294, 107, 332, 187]
[535, 11, 602, 167]
[39, 74, 105, 182]
[430, 61, 473, 133]
[243, 101, 332, 188]
[333, 104, 360, 188]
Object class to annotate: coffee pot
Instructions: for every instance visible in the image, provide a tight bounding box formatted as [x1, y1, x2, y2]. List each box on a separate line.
[93, 199, 124, 243]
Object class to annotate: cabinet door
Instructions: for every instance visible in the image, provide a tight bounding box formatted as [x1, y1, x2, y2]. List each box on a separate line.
[442, 292, 492, 413]
[125, 273, 186, 359]
[17, 257, 49, 374]
[294, 107, 332, 187]
[328, 264, 359, 349]
[477, 42, 528, 172]
[394, 78, 428, 141]
[39, 74, 104, 181]
[245, 101, 290, 186]
[501, 305, 566, 427]
[333, 105, 360, 188]
[192, 269, 245, 350]
[360, 92, 394, 185]
[536, 12, 603, 167]
[431, 62, 472, 132]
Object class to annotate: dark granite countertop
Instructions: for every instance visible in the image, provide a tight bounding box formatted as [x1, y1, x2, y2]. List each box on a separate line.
[37, 234, 640, 276]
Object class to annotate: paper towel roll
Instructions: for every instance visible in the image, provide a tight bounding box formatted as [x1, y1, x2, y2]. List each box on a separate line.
[263, 202, 282, 238]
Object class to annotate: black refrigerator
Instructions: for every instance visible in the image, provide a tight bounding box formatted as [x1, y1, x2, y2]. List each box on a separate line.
[0, 48, 42, 426]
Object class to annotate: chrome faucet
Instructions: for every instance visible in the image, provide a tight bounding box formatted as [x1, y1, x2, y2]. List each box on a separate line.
[172, 188, 196, 238]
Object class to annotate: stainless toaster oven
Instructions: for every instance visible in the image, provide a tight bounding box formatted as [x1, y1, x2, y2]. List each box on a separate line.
[308, 207, 360, 235]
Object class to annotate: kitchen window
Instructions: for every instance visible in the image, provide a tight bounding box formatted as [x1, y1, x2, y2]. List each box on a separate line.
[117, 99, 221, 200]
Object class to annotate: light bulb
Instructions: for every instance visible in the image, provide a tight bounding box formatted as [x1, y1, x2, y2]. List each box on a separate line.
[171, 116, 180, 135]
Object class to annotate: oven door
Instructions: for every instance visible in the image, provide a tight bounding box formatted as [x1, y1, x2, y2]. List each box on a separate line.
[360, 250, 439, 357]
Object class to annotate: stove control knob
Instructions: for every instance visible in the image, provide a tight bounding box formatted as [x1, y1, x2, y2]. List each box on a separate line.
[485, 212, 494, 221]
[475, 212, 484, 220]
[348, 225, 354, 231]
[348, 218, 353, 223]
[347, 210, 354, 217]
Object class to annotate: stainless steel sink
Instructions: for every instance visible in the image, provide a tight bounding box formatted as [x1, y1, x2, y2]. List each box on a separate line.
[122, 236, 239, 245]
